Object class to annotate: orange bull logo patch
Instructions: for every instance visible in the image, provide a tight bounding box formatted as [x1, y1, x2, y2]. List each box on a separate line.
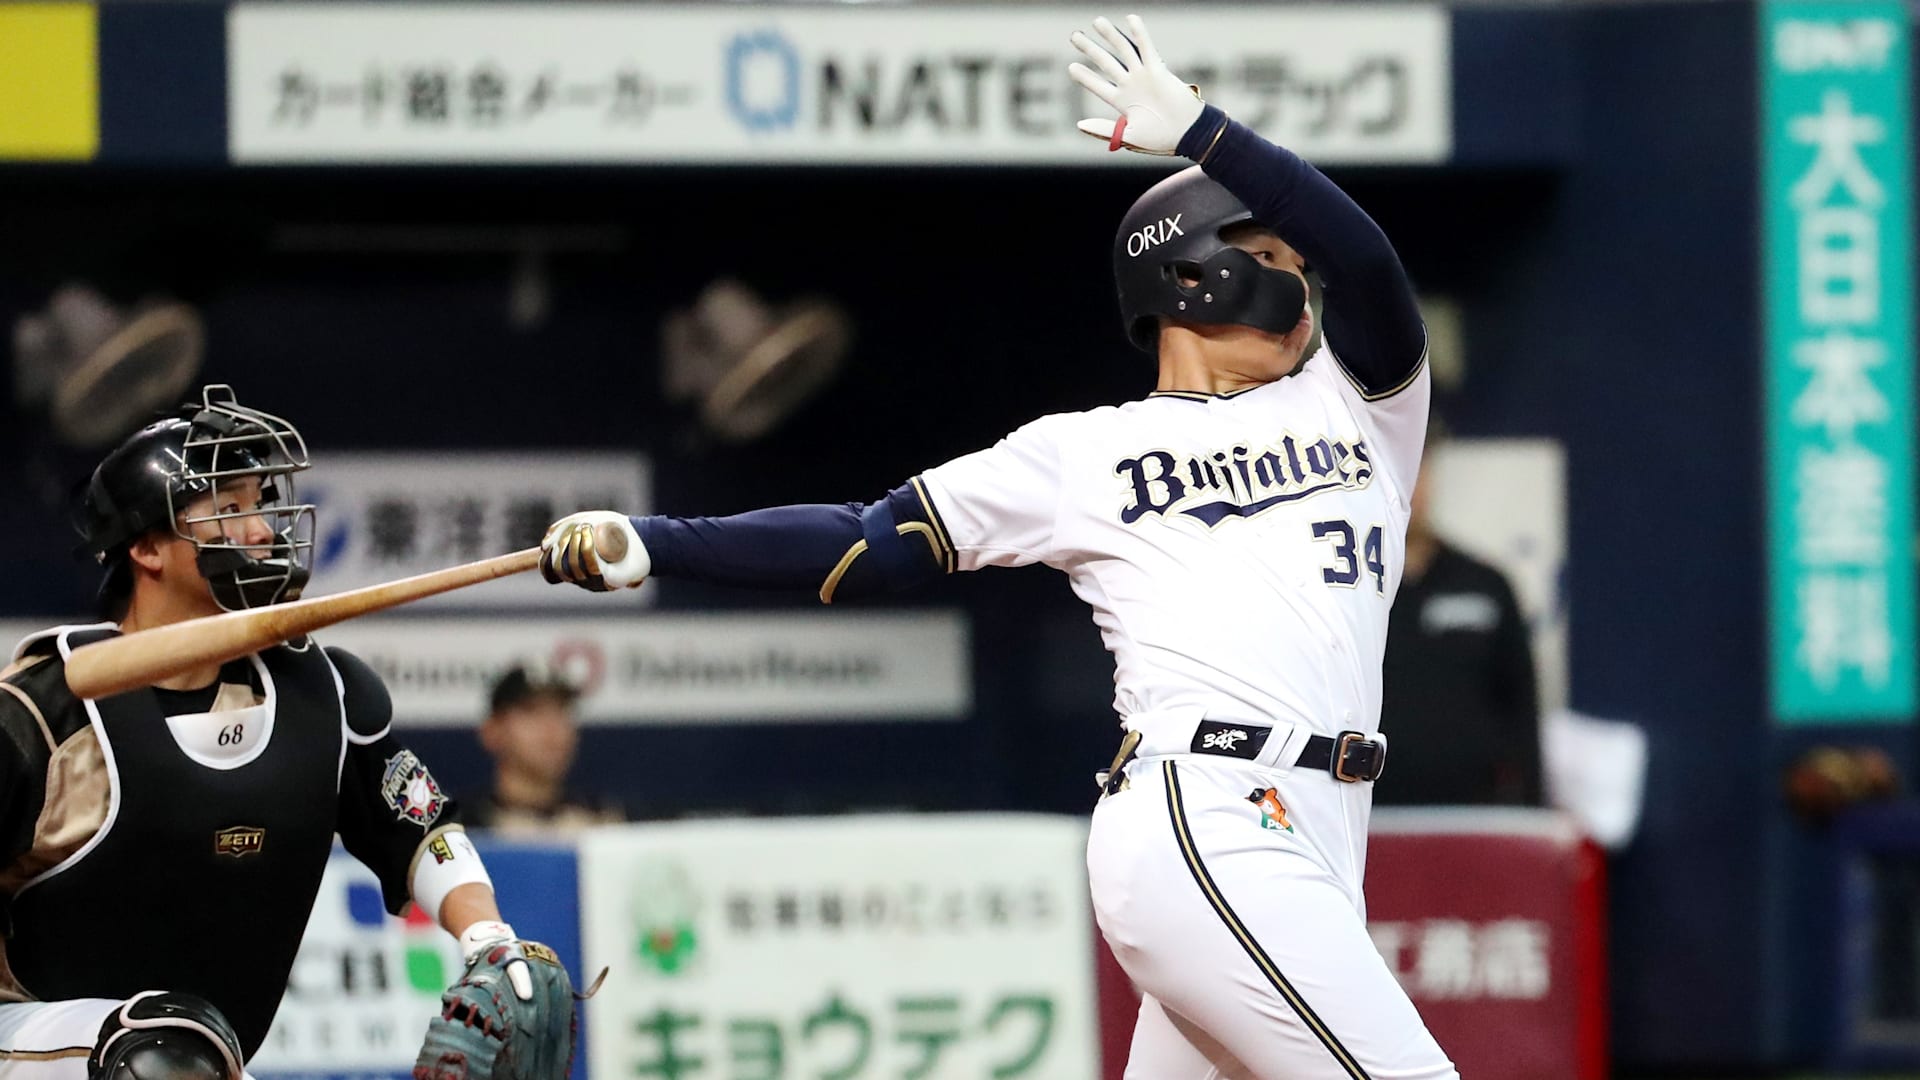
[1246, 788, 1293, 832]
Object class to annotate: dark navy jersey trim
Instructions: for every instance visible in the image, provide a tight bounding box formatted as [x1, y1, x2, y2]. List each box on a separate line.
[1147, 385, 1265, 402]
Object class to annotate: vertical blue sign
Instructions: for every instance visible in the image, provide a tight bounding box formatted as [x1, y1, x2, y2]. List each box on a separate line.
[1763, 0, 1915, 722]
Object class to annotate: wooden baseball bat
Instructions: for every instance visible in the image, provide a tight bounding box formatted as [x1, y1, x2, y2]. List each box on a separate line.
[64, 523, 628, 700]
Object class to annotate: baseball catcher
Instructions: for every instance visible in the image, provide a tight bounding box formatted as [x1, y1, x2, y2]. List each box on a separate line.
[0, 385, 582, 1080]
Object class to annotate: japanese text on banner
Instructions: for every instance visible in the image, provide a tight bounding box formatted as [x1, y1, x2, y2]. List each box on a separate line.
[1764, 1, 1915, 721]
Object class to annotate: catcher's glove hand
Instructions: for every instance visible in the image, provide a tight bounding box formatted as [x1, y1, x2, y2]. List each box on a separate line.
[539, 510, 650, 591]
[415, 923, 577, 1080]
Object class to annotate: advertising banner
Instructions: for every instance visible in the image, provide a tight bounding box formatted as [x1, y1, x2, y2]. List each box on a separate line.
[1364, 809, 1607, 1080]
[246, 852, 472, 1080]
[302, 451, 652, 611]
[1761, 0, 1915, 722]
[316, 611, 971, 725]
[231, 3, 1449, 165]
[0, 2, 96, 161]
[251, 842, 587, 1080]
[0, 609, 971, 727]
[578, 816, 1100, 1080]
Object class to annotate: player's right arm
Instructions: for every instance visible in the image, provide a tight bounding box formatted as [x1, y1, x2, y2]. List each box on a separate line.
[540, 417, 1066, 597]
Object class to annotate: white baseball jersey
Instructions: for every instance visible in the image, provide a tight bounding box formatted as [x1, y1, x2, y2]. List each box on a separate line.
[922, 346, 1452, 1079]
[920, 343, 1430, 743]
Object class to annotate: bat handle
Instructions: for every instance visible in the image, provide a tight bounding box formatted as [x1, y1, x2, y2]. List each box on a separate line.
[594, 521, 629, 564]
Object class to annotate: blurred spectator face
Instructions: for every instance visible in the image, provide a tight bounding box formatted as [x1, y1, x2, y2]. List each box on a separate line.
[482, 692, 580, 787]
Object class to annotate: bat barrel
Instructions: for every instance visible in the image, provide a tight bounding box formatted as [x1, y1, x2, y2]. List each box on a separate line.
[63, 547, 543, 699]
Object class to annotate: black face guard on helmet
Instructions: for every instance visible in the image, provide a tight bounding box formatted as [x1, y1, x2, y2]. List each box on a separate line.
[77, 384, 316, 613]
[1112, 165, 1309, 354]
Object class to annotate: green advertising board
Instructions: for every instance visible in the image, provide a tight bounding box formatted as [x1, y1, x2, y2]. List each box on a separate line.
[1764, 0, 1915, 722]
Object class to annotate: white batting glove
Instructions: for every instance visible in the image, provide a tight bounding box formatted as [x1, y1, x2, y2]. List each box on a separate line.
[539, 510, 651, 591]
[1068, 14, 1207, 156]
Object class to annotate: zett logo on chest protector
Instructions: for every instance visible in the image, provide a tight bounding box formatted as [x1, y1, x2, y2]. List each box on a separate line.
[213, 826, 266, 858]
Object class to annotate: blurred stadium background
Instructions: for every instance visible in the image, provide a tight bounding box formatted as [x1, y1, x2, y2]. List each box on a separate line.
[2, 0, 1918, 1076]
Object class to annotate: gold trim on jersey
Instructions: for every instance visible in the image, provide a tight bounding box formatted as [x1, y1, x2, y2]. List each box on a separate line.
[818, 523, 946, 605]
[1162, 761, 1373, 1080]
[909, 476, 957, 572]
[819, 539, 870, 605]
[1327, 339, 1429, 403]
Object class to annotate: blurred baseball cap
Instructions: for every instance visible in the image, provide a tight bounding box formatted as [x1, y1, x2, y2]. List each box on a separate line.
[488, 664, 580, 714]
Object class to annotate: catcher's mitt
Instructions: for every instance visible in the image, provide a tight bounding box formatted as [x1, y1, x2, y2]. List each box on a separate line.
[414, 939, 576, 1080]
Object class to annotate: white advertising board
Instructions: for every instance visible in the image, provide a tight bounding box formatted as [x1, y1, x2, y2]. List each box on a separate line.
[232, 3, 1450, 165]
[248, 853, 463, 1076]
[579, 815, 1100, 1080]
[0, 609, 970, 726]
[303, 451, 652, 611]
[297, 612, 969, 725]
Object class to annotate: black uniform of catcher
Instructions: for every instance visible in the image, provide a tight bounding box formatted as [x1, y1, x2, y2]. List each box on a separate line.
[0, 387, 577, 1080]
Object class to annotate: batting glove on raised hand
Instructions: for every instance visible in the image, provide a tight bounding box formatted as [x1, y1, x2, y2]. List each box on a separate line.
[414, 921, 576, 1080]
[1069, 14, 1206, 156]
[540, 510, 650, 591]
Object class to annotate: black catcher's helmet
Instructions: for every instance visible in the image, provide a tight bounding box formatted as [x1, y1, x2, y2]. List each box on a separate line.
[1112, 165, 1309, 353]
[77, 384, 315, 612]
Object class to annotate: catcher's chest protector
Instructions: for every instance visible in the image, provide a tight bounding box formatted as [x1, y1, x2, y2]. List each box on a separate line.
[9, 628, 345, 1059]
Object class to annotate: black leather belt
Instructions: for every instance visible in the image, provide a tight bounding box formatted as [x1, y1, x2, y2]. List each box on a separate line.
[1099, 726, 1386, 795]
[1293, 731, 1388, 783]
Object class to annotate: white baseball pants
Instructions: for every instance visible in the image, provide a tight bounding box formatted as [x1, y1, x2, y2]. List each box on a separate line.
[1088, 755, 1457, 1080]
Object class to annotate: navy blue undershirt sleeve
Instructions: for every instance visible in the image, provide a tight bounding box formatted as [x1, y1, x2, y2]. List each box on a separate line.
[632, 485, 948, 601]
[636, 504, 865, 590]
[1177, 105, 1425, 395]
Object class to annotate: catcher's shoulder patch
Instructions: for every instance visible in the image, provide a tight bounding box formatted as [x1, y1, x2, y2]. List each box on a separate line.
[381, 750, 447, 828]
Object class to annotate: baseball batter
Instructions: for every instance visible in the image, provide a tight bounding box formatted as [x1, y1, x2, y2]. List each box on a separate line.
[0, 387, 575, 1080]
[541, 15, 1452, 1079]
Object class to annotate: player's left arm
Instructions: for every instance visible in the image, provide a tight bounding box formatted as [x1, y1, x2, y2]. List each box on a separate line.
[542, 413, 1070, 594]
[1178, 106, 1426, 399]
[539, 481, 954, 601]
[326, 648, 518, 941]
[327, 647, 578, 1080]
[1070, 14, 1425, 396]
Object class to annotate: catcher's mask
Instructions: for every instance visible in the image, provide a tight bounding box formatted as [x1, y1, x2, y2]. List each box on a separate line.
[1112, 164, 1308, 354]
[77, 384, 316, 612]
